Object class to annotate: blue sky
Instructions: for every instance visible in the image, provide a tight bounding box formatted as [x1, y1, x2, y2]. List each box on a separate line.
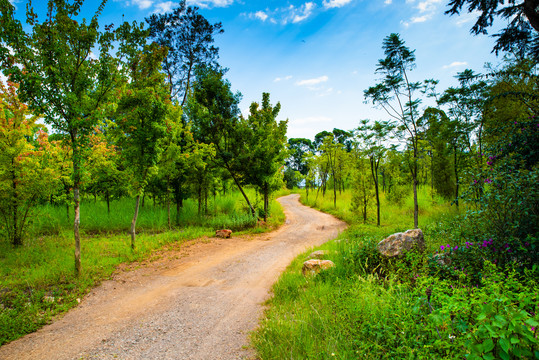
[9, 0, 500, 141]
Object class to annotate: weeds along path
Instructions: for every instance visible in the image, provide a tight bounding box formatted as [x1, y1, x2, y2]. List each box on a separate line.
[0, 194, 347, 360]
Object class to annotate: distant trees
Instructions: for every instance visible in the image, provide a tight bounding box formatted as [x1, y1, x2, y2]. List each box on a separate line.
[356, 120, 394, 226]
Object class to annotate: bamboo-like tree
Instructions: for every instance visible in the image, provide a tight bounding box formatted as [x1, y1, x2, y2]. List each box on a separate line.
[356, 119, 394, 226]
[364, 33, 430, 229]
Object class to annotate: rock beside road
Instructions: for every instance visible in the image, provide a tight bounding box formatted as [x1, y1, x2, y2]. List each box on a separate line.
[215, 229, 232, 238]
[302, 259, 335, 276]
[377, 229, 425, 257]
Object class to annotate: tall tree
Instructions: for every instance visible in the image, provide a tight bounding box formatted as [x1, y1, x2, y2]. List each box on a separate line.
[364, 33, 430, 228]
[114, 44, 169, 250]
[186, 67, 256, 216]
[242, 93, 288, 221]
[146, 1, 223, 105]
[0, 0, 143, 275]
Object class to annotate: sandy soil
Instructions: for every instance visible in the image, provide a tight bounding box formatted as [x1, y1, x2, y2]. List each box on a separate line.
[0, 194, 347, 360]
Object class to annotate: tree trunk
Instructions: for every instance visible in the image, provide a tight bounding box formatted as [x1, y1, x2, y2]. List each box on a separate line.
[263, 183, 268, 222]
[413, 172, 419, 229]
[204, 188, 208, 216]
[454, 145, 459, 208]
[72, 140, 82, 276]
[11, 166, 22, 246]
[175, 180, 181, 225]
[197, 185, 202, 215]
[226, 162, 255, 216]
[106, 189, 110, 215]
[167, 182, 171, 229]
[371, 158, 380, 227]
[130, 194, 141, 250]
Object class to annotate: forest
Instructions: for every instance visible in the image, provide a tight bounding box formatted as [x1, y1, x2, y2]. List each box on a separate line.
[0, 0, 538, 358]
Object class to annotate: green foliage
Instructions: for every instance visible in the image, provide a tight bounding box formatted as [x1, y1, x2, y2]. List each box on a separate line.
[241, 92, 288, 220]
[0, 82, 55, 246]
[145, 0, 224, 105]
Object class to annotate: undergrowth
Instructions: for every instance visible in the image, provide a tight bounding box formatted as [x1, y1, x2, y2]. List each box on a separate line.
[253, 189, 539, 359]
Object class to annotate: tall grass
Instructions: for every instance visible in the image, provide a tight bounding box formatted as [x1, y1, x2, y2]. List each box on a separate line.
[27, 188, 269, 236]
[252, 188, 472, 359]
[0, 188, 285, 345]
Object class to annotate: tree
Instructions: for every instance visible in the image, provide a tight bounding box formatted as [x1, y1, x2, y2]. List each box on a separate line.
[356, 119, 394, 226]
[438, 69, 489, 204]
[445, 0, 539, 56]
[319, 135, 347, 208]
[146, 1, 224, 105]
[85, 127, 125, 214]
[242, 93, 288, 221]
[114, 44, 169, 250]
[0, 81, 53, 246]
[0, 0, 143, 274]
[286, 138, 314, 175]
[364, 33, 430, 228]
[186, 67, 256, 216]
[420, 108, 456, 200]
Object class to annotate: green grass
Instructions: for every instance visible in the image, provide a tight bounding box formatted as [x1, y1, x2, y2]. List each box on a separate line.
[0, 188, 286, 345]
[252, 187, 538, 359]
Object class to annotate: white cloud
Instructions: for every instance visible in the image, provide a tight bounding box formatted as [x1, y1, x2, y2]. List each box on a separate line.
[410, 15, 428, 23]
[248, 2, 319, 25]
[443, 61, 468, 69]
[402, 0, 442, 27]
[323, 0, 353, 9]
[186, 0, 233, 8]
[384, 0, 392, 4]
[130, 0, 153, 10]
[153, 1, 175, 13]
[292, 2, 316, 23]
[274, 75, 293, 82]
[317, 87, 334, 97]
[417, 0, 443, 13]
[296, 75, 329, 86]
[254, 10, 269, 21]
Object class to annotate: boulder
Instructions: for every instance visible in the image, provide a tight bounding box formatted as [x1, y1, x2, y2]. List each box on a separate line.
[302, 259, 335, 276]
[307, 250, 330, 260]
[215, 229, 232, 238]
[377, 228, 425, 257]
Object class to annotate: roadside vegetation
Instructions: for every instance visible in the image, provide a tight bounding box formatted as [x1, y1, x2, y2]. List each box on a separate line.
[254, 187, 538, 359]
[0, 189, 285, 345]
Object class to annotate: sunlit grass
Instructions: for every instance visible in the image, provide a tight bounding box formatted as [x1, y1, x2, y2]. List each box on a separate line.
[253, 187, 468, 359]
[0, 188, 286, 345]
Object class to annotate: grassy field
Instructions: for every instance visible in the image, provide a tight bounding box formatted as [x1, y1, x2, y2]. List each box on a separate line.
[253, 188, 539, 359]
[0, 188, 286, 345]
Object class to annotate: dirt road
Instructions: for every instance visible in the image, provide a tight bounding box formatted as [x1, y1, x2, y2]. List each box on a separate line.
[0, 194, 347, 360]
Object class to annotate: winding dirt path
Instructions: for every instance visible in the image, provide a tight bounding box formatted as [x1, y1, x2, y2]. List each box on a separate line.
[0, 194, 347, 360]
